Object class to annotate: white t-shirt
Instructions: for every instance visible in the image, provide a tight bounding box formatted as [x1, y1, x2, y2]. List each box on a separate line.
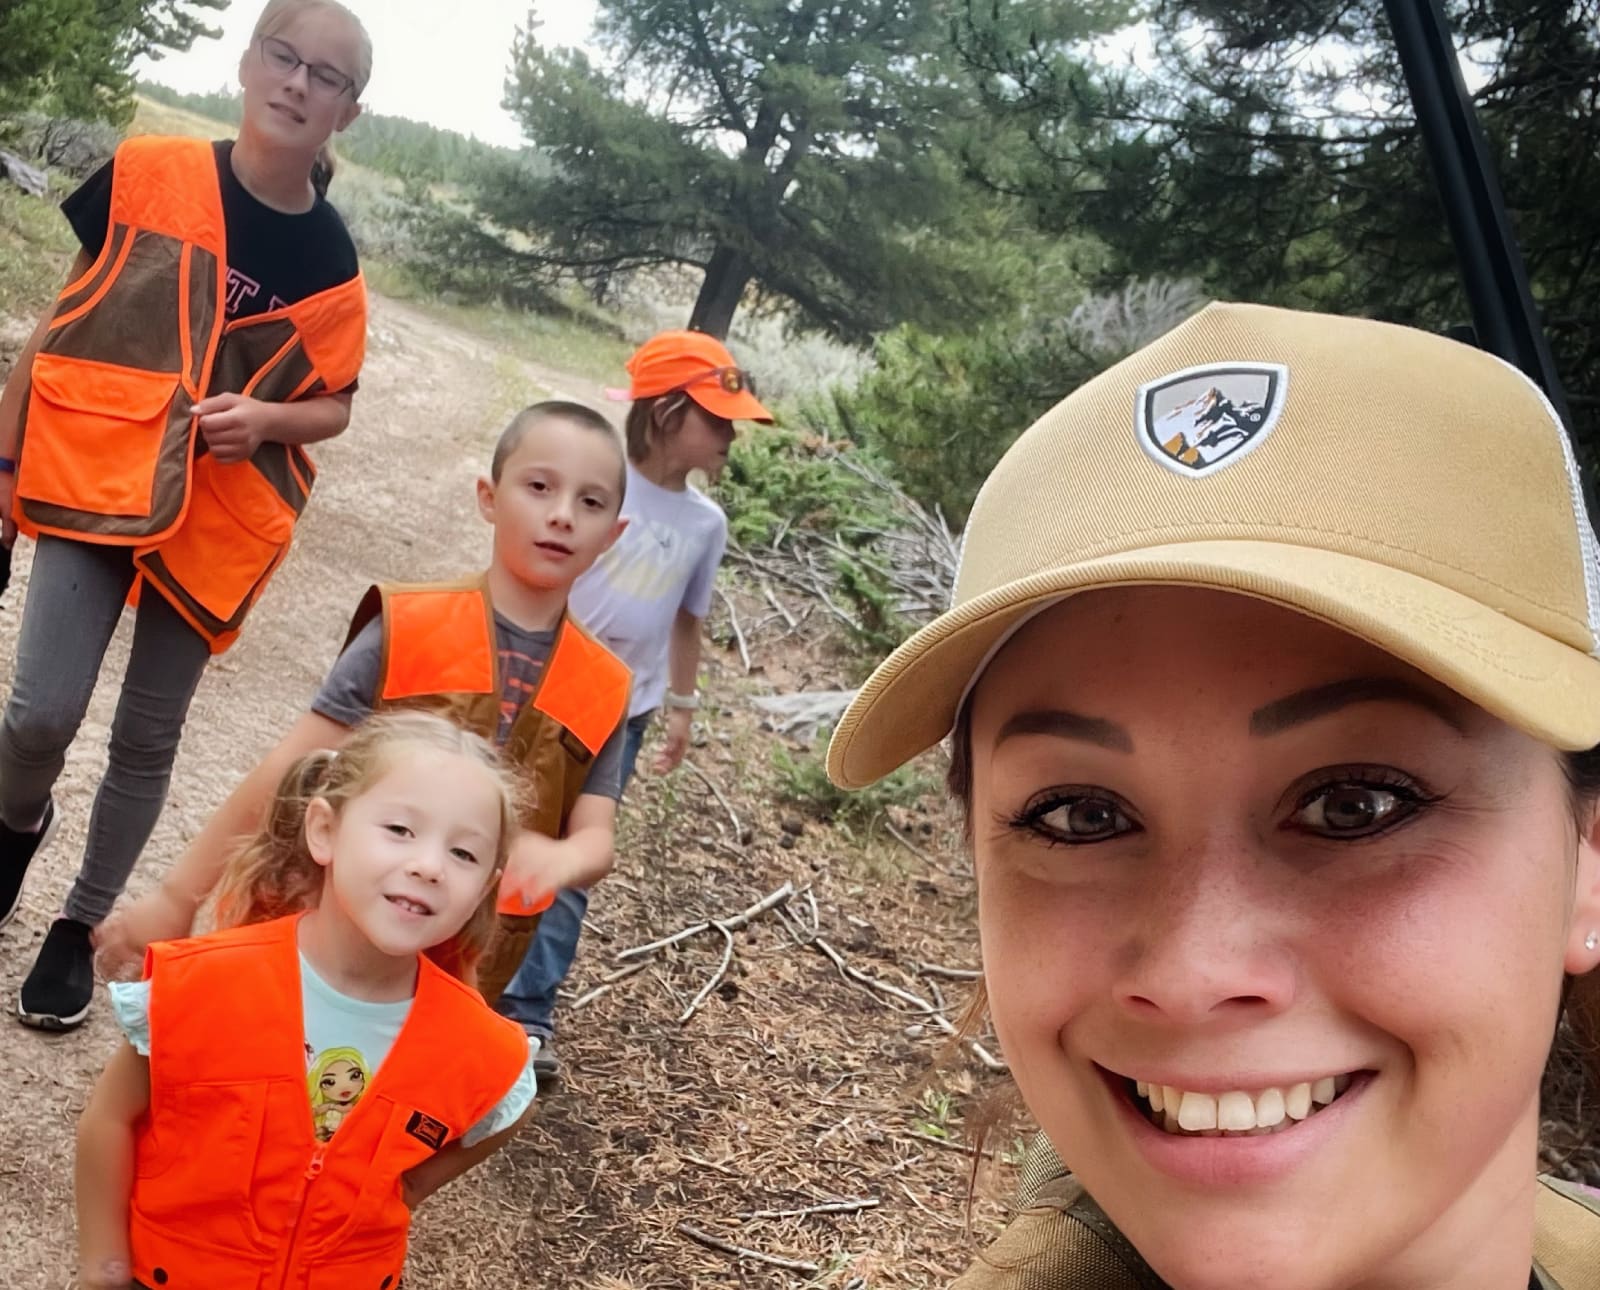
[569, 462, 728, 717]
[109, 955, 535, 1149]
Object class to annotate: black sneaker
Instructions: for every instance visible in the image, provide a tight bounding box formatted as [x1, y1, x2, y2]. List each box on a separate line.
[525, 1028, 560, 1083]
[0, 799, 58, 932]
[18, 916, 95, 1030]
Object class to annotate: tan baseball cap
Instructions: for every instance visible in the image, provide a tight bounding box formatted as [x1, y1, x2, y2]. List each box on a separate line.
[827, 302, 1600, 789]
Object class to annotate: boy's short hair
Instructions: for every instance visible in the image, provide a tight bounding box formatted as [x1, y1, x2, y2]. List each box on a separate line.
[490, 401, 627, 502]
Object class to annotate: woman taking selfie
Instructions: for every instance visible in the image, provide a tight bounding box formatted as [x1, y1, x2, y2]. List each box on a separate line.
[828, 303, 1600, 1289]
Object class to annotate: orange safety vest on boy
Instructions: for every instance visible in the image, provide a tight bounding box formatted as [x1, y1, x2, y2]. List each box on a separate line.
[342, 576, 632, 1000]
[14, 134, 366, 654]
[128, 915, 528, 1290]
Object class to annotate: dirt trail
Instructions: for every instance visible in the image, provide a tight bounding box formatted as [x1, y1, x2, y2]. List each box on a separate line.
[0, 292, 1001, 1287]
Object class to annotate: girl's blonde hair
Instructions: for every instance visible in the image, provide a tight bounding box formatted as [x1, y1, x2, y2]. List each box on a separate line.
[251, 0, 373, 195]
[214, 711, 518, 983]
[252, 0, 373, 94]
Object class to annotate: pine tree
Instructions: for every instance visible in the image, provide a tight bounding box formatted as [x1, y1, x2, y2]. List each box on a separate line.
[0, 0, 226, 123]
[450, 0, 1127, 339]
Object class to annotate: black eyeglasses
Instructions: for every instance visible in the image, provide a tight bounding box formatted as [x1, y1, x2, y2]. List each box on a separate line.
[258, 36, 358, 100]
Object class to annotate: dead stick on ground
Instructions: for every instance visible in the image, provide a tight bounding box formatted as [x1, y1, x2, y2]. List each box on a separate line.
[810, 935, 1008, 1074]
[916, 962, 982, 980]
[568, 961, 648, 1011]
[676, 1221, 821, 1274]
[740, 1197, 881, 1221]
[680, 921, 736, 1023]
[617, 883, 796, 962]
[883, 820, 932, 864]
[761, 579, 797, 629]
[716, 586, 751, 673]
[682, 757, 744, 842]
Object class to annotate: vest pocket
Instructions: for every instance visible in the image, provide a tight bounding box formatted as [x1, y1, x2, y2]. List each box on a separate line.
[147, 452, 297, 624]
[20, 354, 182, 518]
[132, 1081, 273, 1260]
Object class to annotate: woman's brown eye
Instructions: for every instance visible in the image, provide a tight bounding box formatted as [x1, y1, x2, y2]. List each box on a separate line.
[1033, 796, 1132, 841]
[1294, 786, 1403, 836]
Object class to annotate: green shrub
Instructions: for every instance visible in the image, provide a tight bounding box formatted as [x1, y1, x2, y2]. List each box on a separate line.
[772, 728, 936, 832]
[810, 278, 1208, 527]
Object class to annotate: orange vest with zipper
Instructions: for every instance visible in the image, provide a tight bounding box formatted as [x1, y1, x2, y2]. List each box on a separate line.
[342, 577, 632, 999]
[129, 915, 528, 1290]
[14, 134, 366, 653]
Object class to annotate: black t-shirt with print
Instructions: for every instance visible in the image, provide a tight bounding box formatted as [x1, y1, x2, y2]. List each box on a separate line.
[60, 139, 359, 323]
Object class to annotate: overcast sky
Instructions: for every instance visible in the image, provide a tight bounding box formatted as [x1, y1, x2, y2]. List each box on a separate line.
[134, 1, 599, 147]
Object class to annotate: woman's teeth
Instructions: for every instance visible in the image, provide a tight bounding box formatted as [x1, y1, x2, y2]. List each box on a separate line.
[1133, 1075, 1353, 1135]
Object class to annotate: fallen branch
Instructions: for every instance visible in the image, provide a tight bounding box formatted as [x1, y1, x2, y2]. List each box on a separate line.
[716, 586, 751, 673]
[809, 934, 1007, 1074]
[682, 757, 744, 843]
[760, 579, 797, 629]
[883, 820, 933, 864]
[568, 961, 648, 1011]
[740, 1197, 880, 1221]
[676, 1221, 821, 1274]
[617, 882, 795, 962]
[916, 962, 982, 981]
[680, 922, 736, 1023]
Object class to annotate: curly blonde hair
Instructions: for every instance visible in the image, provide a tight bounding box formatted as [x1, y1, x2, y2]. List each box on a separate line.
[213, 711, 519, 983]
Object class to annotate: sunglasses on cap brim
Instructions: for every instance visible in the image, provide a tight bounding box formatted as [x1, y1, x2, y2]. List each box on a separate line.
[679, 365, 759, 399]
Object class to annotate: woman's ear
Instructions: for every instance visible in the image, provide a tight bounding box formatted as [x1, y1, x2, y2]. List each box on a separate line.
[1568, 800, 1600, 973]
[304, 797, 339, 870]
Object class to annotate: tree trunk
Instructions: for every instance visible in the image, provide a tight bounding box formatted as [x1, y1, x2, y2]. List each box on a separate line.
[689, 244, 752, 339]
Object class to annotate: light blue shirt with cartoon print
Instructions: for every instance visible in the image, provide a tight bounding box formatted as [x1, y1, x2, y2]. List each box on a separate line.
[109, 954, 535, 1148]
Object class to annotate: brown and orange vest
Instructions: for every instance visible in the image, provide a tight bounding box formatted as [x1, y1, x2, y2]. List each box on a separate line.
[15, 134, 366, 653]
[343, 576, 632, 1000]
[955, 1137, 1600, 1289]
[129, 915, 528, 1290]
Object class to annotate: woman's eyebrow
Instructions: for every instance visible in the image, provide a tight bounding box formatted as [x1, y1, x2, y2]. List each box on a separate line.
[995, 709, 1134, 752]
[1250, 677, 1470, 736]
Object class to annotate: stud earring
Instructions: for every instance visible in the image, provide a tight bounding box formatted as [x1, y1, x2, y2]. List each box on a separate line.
[1587, 931, 1599, 952]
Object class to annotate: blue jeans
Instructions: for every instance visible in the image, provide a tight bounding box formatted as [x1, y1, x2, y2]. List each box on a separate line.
[495, 710, 652, 1034]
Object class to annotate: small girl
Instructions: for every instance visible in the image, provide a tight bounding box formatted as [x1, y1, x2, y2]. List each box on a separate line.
[73, 712, 536, 1290]
[494, 329, 772, 1077]
[0, 0, 371, 1032]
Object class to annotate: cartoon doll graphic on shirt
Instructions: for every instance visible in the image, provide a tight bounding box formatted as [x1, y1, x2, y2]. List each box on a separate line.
[307, 1045, 371, 1141]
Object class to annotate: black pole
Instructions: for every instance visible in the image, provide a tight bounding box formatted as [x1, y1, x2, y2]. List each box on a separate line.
[1381, 0, 1574, 430]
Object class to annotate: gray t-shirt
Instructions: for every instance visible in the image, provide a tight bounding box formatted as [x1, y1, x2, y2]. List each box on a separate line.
[568, 462, 728, 718]
[312, 614, 625, 801]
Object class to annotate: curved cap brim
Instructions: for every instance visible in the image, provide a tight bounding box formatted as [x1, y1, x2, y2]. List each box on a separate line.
[687, 383, 774, 423]
[826, 539, 1600, 789]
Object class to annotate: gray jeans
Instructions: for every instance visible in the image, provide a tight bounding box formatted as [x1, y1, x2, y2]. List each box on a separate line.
[0, 535, 210, 924]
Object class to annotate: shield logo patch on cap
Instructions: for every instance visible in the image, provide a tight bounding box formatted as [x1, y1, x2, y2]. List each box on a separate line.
[1136, 362, 1289, 478]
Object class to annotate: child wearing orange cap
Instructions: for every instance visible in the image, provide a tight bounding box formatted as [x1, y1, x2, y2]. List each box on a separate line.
[493, 330, 772, 1079]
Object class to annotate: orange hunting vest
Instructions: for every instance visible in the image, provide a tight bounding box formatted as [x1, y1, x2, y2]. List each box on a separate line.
[14, 134, 366, 653]
[343, 577, 632, 999]
[129, 915, 528, 1290]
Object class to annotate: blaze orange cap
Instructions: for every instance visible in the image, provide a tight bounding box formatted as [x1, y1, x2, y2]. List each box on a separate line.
[623, 330, 774, 423]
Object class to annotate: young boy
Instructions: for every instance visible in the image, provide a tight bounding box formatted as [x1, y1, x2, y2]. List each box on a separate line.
[96, 401, 633, 1048]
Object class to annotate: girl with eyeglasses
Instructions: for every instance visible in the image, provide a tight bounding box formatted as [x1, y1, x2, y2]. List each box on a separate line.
[491, 330, 774, 1080]
[0, 0, 372, 1033]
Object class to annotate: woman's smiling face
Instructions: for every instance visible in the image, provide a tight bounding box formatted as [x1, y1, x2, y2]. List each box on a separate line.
[968, 586, 1599, 1290]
